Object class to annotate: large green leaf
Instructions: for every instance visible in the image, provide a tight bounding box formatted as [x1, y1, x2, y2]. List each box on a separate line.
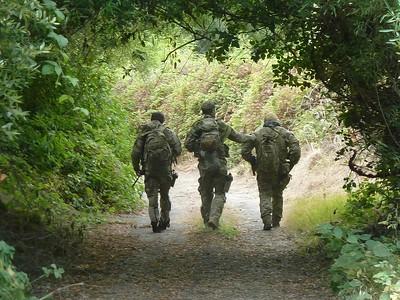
[48, 32, 68, 48]
[366, 240, 392, 258]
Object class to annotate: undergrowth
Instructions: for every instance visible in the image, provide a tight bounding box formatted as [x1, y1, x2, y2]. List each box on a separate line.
[285, 193, 347, 233]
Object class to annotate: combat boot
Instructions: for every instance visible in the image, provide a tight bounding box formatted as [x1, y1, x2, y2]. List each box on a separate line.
[207, 220, 218, 230]
[263, 223, 272, 231]
[272, 217, 281, 228]
[151, 222, 161, 233]
[158, 219, 170, 230]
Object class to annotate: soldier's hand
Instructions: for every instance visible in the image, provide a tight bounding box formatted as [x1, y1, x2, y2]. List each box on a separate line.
[249, 156, 257, 175]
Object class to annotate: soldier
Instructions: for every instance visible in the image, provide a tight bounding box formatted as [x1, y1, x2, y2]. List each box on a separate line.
[241, 112, 300, 230]
[131, 112, 181, 233]
[185, 101, 249, 229]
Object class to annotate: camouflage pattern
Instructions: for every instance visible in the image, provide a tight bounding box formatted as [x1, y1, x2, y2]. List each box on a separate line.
[242, 119, 300, 227]
[131, 119, 181, 224]
[186, 113, 249, 228]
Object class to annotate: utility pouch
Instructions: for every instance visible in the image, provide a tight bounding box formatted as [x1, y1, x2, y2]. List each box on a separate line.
[171, 170, 179, 187]
[224, 173, 233, 193]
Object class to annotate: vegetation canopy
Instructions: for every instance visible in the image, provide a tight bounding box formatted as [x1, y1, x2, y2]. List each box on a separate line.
[1, 0, 400, 298]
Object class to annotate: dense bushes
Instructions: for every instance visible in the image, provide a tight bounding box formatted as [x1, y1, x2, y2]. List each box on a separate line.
[317, 224, 400, 299]
[0, 0, 141, 231]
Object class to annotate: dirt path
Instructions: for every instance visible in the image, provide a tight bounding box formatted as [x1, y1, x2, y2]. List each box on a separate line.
[44, 165, 337, 300]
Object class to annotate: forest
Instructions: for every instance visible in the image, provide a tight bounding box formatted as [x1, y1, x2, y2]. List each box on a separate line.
[1, 0, 400, 299]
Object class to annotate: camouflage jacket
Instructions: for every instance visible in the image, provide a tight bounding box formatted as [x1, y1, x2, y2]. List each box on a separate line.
[131, 120, 182, 174]
[185, 114, 249, 158]
[241, 122, 300, 174]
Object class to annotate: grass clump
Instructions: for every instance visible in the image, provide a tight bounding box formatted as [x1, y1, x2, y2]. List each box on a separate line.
[195, 215, 240, 239]
[284, 193, 347, 233]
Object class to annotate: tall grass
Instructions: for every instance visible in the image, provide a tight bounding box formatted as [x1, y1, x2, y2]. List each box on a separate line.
[284, 193, 347, 232]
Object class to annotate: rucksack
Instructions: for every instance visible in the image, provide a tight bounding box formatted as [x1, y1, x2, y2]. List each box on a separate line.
[257, 127, 284, 175]
[144, 124, 172, 173]
[199, 117, 221, 152]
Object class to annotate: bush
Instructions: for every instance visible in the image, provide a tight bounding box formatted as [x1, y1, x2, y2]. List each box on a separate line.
[316, 224, 400, 299]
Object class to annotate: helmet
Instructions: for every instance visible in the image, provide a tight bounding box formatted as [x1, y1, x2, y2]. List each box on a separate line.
[151, 111, 165, 123]
[201, 101, 216, 115]
[263, 111, 279, 122]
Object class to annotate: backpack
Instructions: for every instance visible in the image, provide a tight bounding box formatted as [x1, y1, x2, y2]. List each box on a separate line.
[199, 117, 221, 152]
[257, 127, 284, 175]
[144, 125, 172, 173]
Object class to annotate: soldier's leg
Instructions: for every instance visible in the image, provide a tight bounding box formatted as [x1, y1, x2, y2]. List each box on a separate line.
[159, 177, 172, 229]
[272, 174, 290, 227]
[144, 177, 161, 232]
[208, 173, 227, 229]
[272, 185, 284, 227]
[198, 173, 213, 224]
[257, 173, 273, 230]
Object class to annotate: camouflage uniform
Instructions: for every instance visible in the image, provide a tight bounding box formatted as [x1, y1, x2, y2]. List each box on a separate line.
[242, 115, 300, 229]
[185, 103, 249, 229]
[131, 117, 181, 230]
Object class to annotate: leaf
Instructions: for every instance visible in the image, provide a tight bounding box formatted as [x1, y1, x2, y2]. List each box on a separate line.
[316, 223, 334, 235]
[346, 234, 359, 244]
[63, 75, 79, 87]
[73, 107, 90, 116]
[48, 31, 68, 48]
[43, 0, 57, 9]
[54, 63, 62, 76]
[366, 240, 391, 258]
[42, 64, 55, 75]
[0, 173, 7, 182]
[54, 9, 65, 21]
[333, 227, 343, 239]
[58, 95, 74, 105]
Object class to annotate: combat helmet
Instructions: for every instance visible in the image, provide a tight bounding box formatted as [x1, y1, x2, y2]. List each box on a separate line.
[201, 101, 216, 116]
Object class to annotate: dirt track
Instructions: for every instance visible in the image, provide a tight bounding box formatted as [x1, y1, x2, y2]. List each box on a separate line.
[41, 162, 339, 300]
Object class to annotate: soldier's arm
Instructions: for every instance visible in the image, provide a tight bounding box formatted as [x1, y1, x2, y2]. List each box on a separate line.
[286, 131, 301, 169]
[219, 120, 250, 144]
[164, 128, 182, 158]
[184, 122, 201, 153]
[131, 134, 145, 174]
[241, 135, 256, 162]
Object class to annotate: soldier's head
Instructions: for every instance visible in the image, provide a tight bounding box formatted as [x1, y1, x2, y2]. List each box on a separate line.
[201, 101, 216, 117]
[151, 111, 165, 124]
[264, 111, 279, 123]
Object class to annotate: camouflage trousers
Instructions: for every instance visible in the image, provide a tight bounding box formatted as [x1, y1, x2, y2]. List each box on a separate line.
[144, 174, 172, 224]
[197, 160, 228, 228]
[256, 171, 290, 226]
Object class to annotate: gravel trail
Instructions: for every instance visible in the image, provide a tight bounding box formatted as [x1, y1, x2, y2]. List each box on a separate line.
[46, 165, 337, 300]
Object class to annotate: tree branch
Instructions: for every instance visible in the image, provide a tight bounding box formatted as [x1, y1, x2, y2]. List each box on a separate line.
[348, 150, 379, 178]
[161, 38, 203, 62]
[39, 283, 85, 300]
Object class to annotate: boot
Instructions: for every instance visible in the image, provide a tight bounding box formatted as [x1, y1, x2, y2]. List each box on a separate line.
[263, 223, 272, 231]
[207, 220, 218, 230]
[272, 217, 281, 228]
[158, 219, 170, 230]
[151, 222, 161, 233]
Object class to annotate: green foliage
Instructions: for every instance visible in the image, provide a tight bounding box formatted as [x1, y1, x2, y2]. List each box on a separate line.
[316, 224, 400, 299]
[0, 241, 64, 300]
[0, 0, 142, 234]
[285, 194, 347, 233]
[343, 182, 400, 234]
[0, 0, 69, 140]
[0, 241, 32, 300]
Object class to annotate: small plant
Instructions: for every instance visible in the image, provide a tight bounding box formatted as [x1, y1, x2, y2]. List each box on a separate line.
[316, 224, 400, 299]
[0, 241, 64, 300]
